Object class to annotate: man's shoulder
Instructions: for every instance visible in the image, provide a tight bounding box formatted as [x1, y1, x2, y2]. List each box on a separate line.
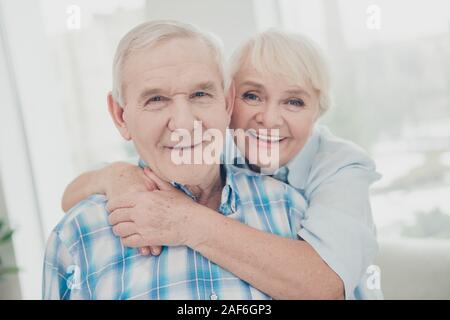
[52, 194, 111, 249]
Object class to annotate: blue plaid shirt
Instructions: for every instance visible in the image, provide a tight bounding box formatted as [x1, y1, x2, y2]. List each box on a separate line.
[43, 162, 307, 300]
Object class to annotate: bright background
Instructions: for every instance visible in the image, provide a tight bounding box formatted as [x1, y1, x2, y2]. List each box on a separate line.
[0, 0, 449, 299]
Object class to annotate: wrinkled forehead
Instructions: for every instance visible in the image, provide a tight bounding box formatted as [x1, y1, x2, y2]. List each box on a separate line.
[122, 38, 225, 97]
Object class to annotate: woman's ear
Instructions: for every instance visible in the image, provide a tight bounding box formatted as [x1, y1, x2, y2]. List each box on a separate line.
[225, 81, 236, 118]
[107, 92, 131, 141]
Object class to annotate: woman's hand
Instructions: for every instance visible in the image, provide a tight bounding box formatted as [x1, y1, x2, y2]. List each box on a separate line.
[103, 164, 165, 256]
[62, 162, 163, 256]
[101, 162, 157, 200]
[107, 169, 205, 249]
[62, 162, 155, 211]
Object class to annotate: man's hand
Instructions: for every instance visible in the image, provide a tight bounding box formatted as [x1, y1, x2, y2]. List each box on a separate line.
[107, 169, 204, 249]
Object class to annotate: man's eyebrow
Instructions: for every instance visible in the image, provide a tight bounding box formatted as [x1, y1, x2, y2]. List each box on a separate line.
[193, 81, 218, 92]
[137, 82, 219, 103]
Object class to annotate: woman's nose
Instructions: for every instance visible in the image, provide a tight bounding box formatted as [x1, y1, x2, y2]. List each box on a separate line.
[256, 104, 284, 128]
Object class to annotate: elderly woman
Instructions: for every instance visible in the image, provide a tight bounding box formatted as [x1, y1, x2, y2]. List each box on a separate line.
[61, 25, 380, 300]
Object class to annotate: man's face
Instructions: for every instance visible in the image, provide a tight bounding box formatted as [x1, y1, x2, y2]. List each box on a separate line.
[116, 38, 230, 185]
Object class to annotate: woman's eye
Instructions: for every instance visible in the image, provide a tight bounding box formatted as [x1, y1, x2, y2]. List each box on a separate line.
[242, 92, 261, 101]
[287, 99, 305, 107]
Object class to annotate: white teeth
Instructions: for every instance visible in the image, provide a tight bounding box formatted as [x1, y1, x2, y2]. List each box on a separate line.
[248, 130, 284, 142]
[258, 135, 282, 142]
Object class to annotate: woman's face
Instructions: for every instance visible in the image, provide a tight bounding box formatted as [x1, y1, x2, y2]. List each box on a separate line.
[230, 66, 320, 170]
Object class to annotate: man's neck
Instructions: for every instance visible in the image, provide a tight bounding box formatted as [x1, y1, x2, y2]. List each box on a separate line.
[186, 166, 224, 210]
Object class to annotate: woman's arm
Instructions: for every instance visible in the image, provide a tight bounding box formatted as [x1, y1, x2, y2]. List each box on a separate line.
[61, 162, 156, 212]
[107, 176, 345, 300]
[189, 206, 345, 300]
[62, 167, 104, 212]
[107, 163, 378, 299]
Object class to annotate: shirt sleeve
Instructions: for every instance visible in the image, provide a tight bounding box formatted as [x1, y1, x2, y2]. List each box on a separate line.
[297, 165, 380, 300]
[42, 230, 84, 300]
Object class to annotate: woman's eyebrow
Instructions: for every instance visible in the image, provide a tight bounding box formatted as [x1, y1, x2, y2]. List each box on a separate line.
[239, 81, 265, 90]
[284, 88, 311, 98]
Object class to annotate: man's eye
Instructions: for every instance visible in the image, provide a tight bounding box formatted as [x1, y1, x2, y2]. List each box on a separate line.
[146, 96, 166, 104]
[242, 92, 261, 101]
[287, 99, 305, 107]
[191, 91, 210, 98]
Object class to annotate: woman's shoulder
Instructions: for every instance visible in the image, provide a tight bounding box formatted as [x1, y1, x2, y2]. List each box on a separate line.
[305, 125, 381, 191]
[315, 125, 376, 169]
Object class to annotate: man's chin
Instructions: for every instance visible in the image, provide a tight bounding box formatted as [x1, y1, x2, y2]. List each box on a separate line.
[161, 163, 217, 186]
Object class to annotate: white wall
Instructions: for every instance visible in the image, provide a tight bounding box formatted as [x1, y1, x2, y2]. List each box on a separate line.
[143, 0, 260, 58]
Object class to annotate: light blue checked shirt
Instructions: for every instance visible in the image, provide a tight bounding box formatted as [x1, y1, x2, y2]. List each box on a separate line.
[43, 161, 308, 300]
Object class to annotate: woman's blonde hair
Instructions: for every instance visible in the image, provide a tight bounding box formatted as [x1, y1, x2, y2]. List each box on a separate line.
[229, 29, 332, 115]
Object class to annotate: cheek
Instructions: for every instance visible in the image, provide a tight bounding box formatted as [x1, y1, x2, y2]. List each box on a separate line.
[230, 102, 253, 129]
[130, 116, 164, 147]
[285, 115, 316, 147]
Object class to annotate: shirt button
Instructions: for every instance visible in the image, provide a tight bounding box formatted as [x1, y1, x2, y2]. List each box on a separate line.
[210, 293, 218, 300]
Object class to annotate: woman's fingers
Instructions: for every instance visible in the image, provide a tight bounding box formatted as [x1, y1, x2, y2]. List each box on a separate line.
[112, 222, 137, 237]
[108, 208, 133, 225]
[122, 234, 146, 247]
[150, 246, 162, 256]
[139, 246, 163, 256]
[139, 246, 151, 256]
[106, 194, 136, 212]
[143, 167, 173, 191]
[143, 178, 158, 192]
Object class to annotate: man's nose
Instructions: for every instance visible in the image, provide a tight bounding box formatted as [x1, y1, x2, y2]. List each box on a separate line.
[167, 98, 197, 132]
[256, 103, 284, 128]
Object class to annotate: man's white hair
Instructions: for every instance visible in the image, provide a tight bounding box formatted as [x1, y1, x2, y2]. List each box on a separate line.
[112, 20, 227, 106]
[229, 29, 332, 116]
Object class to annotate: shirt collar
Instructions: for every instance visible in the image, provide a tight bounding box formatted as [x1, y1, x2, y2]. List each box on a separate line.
[138, 157, 240, 215]
[138, 158, 197, 200]
[284, 124, 321, 190]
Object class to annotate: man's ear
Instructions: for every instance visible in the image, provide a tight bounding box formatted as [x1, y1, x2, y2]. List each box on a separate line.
[225, 81, 236, 118]
[107, 92, 131, 141]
